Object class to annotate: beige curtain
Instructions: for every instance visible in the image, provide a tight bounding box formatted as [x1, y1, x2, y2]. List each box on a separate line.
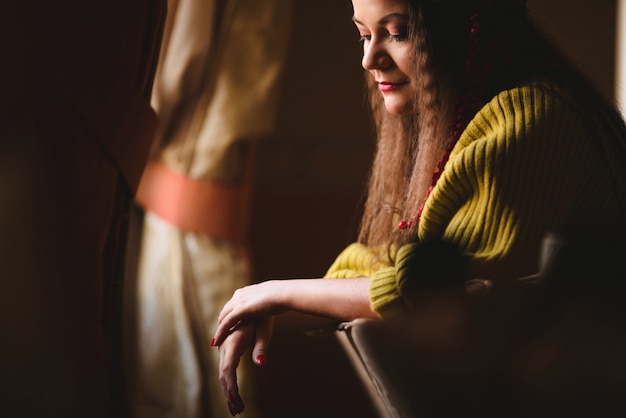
[126, 1, 292, 417]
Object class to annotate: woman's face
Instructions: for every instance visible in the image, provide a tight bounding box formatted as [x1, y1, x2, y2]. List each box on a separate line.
[352, 0, 416, 115]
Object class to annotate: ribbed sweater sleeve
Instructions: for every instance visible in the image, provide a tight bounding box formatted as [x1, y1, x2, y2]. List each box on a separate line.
[419, 84, 600, 280]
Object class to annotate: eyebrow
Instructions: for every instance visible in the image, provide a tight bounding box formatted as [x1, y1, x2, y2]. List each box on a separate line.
[352, 13, 409, 26]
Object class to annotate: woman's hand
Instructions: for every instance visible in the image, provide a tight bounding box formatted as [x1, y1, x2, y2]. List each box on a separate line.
[213, 280, 287, 346]
[214, 277, 376, 414]
[213, 277, 377, 346]
[218, 317, 274, 416]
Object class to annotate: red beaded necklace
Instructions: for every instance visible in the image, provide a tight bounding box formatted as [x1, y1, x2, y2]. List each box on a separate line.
[398, 10, 490, 231]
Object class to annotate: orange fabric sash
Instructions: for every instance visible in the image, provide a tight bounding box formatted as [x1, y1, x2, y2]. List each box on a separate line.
[135, 161, 251, 242]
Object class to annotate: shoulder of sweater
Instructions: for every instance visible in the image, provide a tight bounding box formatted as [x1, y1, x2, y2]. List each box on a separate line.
[460, 81, 587, 141]
[490, 80, 584, 118]
[447, 81, 596, 166]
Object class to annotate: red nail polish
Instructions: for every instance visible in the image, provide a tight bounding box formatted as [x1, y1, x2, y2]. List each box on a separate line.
[211, 338, 216, 347]
[256, 355, 266, 367]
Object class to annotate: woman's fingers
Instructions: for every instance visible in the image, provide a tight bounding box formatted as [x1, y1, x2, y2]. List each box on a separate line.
[217, 297, 235, 325]
[218, 323, 254, 416]
[227, 391, 244, 417]
[213, 312, 242, 346]
[214, 290, 254, 345]
[214, 281, 283, 345]
[219, 347, 242, 415]
[252, 317, 274, 367]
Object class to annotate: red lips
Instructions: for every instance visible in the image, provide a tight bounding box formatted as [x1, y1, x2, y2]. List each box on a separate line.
[376, 81, 406, 92]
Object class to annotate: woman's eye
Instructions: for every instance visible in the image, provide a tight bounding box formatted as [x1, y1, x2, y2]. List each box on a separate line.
[389, 33, 408, 42]
[359, 34, 371, 44]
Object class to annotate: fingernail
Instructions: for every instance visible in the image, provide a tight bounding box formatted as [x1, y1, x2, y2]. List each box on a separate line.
[256, 354, 266, 367]
[211, 338, 216, 347]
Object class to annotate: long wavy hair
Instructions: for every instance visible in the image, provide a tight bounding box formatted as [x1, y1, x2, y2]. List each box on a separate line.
[356, 0, 626, 260]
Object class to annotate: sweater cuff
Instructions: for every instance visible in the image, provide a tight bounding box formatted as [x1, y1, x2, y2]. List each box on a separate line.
[369, 266, 407, 318]
[395, 242, 419, 290]
[369, 243, 419, 318]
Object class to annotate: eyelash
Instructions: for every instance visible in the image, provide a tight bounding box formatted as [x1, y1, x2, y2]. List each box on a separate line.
[358, 33, 407, 44]
[390, 33, 408, 42]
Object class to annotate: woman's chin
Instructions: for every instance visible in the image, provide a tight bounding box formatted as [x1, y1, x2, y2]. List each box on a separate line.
[383, 98, 416, 116]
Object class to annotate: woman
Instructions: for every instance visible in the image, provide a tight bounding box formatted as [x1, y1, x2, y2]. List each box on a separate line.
[212, 0, 626, 414]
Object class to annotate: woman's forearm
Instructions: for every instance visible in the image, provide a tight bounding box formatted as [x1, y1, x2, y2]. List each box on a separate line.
[276, 277, 378, 321]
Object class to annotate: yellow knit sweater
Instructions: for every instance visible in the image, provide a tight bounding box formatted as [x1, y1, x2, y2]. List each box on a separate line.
[325, 83, 626, 318]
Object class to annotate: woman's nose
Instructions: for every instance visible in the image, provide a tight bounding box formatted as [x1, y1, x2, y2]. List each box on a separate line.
[362, 41, 391, 71]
